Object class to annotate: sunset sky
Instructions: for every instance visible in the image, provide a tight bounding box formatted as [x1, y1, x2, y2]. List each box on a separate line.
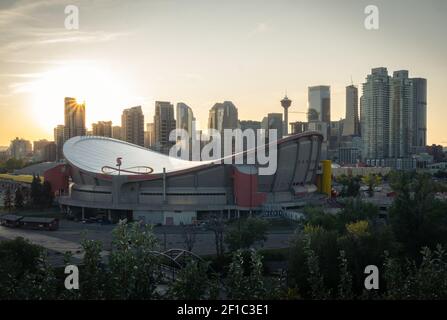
[0, 0, 446, 146]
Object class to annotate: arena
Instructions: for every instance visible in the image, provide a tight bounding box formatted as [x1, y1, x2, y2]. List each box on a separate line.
[56, 131, 324, 225]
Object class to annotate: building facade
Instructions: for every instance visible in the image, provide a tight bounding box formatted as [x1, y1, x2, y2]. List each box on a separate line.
[121, 106, 145, 147]
[361, 68, 427, 164]
[208, 101, 239, 132]
[343, 85, 360, 136]
[176, 103, 194, 136]
[92, 121, 112, 138]
[361, 67, 391, 160]
[154, 101, 176, 152]
[58, 132, 324, 225]
[64, 97, 86, 142]
[10, 138, 32, 160]
[261, 113, 283, 139]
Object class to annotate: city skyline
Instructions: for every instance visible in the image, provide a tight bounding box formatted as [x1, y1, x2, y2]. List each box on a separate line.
[1, 0, 446, 146]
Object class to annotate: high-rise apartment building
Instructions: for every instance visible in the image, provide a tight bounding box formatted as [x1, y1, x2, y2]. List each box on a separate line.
[154, 101, 176, 150]
[145, 123, 155, 148]
[389, 70, 412, 158]
[112, 126, 122, 140]
[121, 106, 145, 147]
[361, 67, 391, 160]
[361, 68, 427, 163]
[92, 121, 112, 137]
[64, 97, 86, 142]
[9, 137, 32, 159]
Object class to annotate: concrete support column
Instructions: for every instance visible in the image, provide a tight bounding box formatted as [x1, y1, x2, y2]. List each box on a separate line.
[108, 209, 112, 221]
[81, 207, 85, 220]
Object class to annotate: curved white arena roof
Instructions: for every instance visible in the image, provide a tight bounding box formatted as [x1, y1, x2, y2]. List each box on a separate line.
[63, 136, 214, 175]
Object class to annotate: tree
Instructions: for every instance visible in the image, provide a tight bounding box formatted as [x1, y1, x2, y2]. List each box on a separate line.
[41, 180, 54, 207]
[389, 172, 447, 259]
[207, 217, 226, 257]
[383, 245, 447, 299]
[79, 239, 105, 299]
[168, 259, 217, 300]
[3, 187, 12, 212]
[225, 217, 269, 251]
[14, 188, 24, 209]
[182, 225, 197, 252]
[362, 174, 381, 197]
[337, 174, 361, 198]
[226, 250, 279, 300]
[107, 221, 161, 299]
[337, 250, 353, 300]
[30, 174, 42, 207]
[0, 237, 45, 299]
[304, 237, 331, 299]
[4, 158, 25, 172]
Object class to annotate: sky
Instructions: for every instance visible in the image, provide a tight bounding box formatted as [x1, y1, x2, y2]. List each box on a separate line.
[0, 0, 446, 146]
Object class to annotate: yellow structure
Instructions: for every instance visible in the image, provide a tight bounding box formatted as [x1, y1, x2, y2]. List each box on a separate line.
[0, 174, 43, 184]
[317, 160, 332, 197]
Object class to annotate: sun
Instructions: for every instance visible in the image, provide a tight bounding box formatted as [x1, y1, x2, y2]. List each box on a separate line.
[25, 62, 133, 135]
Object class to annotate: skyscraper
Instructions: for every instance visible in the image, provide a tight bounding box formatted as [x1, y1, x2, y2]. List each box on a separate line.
[361, 67, 391, 160]
[361, 67, 427, 164]
[92, 121, 112, 137]
[308, 86, 330, 123]
[54, 124, 65, 160]
[208, 101, 238, 131]
[145, 123, 155, 148]
[121, 106, 145, 147]
[112, 126, 122, 140]
[176, 102, 195, 136]
[308, 85, 331, 144]
[343, 85, 360, 136]
[64, 97, 86, 142]
[154, 101, 176, 150]
[261, 113, 283, 139]
[411, 78, 427, 150]
[389, 70, 412, 158]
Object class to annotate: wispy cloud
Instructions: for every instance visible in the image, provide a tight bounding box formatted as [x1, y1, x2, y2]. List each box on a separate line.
[0, 0, 59, 26]
[0, 72, 43, 78]
[248, 22, 271, 37]
[0, 29, 130, 53]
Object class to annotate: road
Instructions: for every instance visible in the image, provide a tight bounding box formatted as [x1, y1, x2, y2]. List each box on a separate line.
[0, 220, 295, 265]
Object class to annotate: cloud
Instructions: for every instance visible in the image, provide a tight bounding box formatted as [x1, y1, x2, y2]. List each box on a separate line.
[0, 28, 130, 53]
[248, 22, 271, 37]
[0, 0, 59, 26]
[0, 72, 43, 78]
